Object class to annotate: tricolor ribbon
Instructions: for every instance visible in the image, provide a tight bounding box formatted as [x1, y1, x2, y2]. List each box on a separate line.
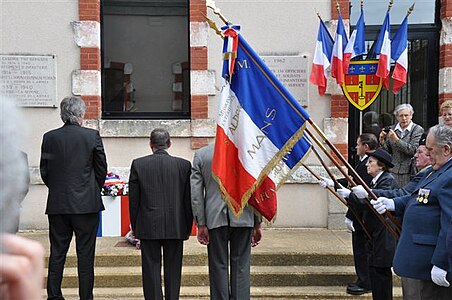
[221, 24, 240, 79]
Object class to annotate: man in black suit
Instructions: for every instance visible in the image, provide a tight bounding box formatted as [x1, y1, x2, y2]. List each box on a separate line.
[321, 133, 378, 295]
[40, 96, 107, 300]
[129, 128, 193, 300]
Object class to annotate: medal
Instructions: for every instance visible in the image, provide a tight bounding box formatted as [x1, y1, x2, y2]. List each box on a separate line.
[417, 188, 430, 204]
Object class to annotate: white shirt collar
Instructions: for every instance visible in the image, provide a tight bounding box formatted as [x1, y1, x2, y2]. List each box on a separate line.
[360, 154, 368, 162]
[394, 121, 414, 133]
[372, 171, 384, 186]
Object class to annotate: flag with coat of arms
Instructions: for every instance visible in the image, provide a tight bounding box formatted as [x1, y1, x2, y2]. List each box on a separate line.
[213, 25, 312, 222]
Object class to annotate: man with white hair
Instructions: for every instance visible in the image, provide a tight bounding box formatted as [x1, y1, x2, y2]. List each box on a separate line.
[372, 125, 452, 299]
[40, 96, 107, 300]
[379, 103, 424, 187]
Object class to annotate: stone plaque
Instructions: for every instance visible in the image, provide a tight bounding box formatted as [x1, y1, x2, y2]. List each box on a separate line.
[260, 55, 309, 107]
[0, 55, 57, 107]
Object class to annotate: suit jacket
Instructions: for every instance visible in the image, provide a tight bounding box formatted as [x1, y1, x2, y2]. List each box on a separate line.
[392, 158, 452, 281]
[129, 149, 193, 240]
[344, 156, 373, 221]
[40, 123, 107, 215]
[383, 123, 424, 175]
[190, 144, 255, 230]
[347, 171, 398, 267]
[373, 166, 432, 198]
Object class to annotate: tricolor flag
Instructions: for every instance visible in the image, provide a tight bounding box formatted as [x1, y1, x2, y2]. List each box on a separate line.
[213, 29, 312, 221]
[309, 19, 334, 96]
[97, 195, 130, 237]
[344, 8, 366, 73]
[331, 13, 349, 85]
[390, 16, 408, 94]
[374, 11, 391, 89]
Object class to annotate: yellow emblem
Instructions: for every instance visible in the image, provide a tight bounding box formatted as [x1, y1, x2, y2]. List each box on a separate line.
[341, 60, 383, 111]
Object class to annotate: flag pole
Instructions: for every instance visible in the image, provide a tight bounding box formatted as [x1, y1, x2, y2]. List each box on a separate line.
[206, 0, 399, 237]
[407, 2, 416, 16]
[305, 128, 400, 238]
[302, 163, 372, 241]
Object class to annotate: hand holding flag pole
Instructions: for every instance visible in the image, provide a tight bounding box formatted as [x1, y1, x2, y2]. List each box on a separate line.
[302, 163, 372, 241]
[305, 122, 401, 238]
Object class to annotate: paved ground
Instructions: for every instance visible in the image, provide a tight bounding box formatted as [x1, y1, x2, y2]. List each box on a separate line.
[20, 228, 354, 257]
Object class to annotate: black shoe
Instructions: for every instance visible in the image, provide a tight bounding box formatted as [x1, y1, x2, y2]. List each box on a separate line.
[346, 285, 372, 295]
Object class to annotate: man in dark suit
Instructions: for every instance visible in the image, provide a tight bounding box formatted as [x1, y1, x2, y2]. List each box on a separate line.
[321, 133, 378, 295]
[40, 96, 107, 300]
[129, 128, 193, 300]
[191, 143, 262, 299]
[373, 125, 452, 299]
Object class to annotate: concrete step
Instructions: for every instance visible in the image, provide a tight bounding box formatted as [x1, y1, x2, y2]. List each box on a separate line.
[49, 265, 401, 288]
[48, 286, 403, 299]
[56, 252, 354, 268]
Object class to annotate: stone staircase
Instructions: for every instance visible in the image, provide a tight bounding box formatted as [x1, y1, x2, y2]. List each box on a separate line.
[45, 244, 402, 299]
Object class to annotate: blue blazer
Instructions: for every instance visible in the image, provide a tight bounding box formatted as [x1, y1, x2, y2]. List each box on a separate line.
[392, 159, 452, 281]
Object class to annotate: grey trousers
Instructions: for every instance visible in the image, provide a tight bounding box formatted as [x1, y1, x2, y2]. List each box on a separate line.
[207, 226, 253, 300]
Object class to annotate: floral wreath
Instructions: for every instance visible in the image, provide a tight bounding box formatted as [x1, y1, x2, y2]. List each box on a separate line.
[101, 172, 128, 197]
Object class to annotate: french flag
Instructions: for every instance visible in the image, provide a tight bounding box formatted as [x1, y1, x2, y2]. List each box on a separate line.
[213, 29, 312, 222]
[309, 19, 334, 96]
[390, 16, 408, 94]
[331, 14, 349, 85]
[374, 11, 391, 89]
[97, 195, 130, 237]
[344, 9, 365, 73]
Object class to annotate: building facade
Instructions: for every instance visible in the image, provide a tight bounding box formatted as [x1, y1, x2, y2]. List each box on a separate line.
[1, 0, 450, 230]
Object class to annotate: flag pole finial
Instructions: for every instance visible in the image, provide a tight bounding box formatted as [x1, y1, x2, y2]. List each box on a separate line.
[407, 2, 416, 16]
[200, 11, 223, 38]
[361, 0, 364, 10]
[388, 0, 394, 11]
[315, 9, 322, 21]
[206, 0, 229, 25]
[336, 1, 340, 12]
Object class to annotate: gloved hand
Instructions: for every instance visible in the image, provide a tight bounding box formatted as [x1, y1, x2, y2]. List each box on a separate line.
[337, 188, 351, 198]
[370, 197, 395, 214]
[431, 265, 450, 287]
[344, 217, 355, 232]
[319, 176, 334, 189]
[351, 185, 368, 199]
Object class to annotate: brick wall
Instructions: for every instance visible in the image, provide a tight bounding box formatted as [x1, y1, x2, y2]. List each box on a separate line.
[329, 1, 349, 159]
[190, 0, 210, 149]
[439, 0, 452, 108]
[78, 0, 101, 119]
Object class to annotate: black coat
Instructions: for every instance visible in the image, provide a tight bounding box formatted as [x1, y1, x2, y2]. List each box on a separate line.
[344, 156, 373, 221]
[350, 171, 398, 267]
[40, 123, 107, 215]
[129, 149, 193, 240]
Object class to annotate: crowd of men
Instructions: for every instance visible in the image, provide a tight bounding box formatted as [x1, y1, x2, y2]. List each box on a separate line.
[1, 96, 451, 300]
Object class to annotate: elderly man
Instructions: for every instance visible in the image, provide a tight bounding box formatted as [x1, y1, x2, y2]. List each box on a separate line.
[40, 96, 107, 300]
[372, 125, 452, 299]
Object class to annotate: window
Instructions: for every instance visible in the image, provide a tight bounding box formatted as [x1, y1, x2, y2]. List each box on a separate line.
[101, 0, 190, 119]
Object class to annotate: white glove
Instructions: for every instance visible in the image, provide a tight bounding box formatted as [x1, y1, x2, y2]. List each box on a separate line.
[351, 185, 368, 199]
[344, 217, 355, 232]
[319, 176, 334, 189]
[431, 265, 450, 287]
[337, 188, 351, 198]
[370, 197, 395, 214]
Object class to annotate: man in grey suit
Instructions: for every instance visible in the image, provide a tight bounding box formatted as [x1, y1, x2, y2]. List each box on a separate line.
[40, 96, 107, 300]
[129, 128, 193, 300]
[191, 143, 262, 299]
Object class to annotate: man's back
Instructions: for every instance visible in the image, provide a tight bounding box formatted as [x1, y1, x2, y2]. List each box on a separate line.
[40, 123, 107, 215]
[129, 149, 192, 240]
